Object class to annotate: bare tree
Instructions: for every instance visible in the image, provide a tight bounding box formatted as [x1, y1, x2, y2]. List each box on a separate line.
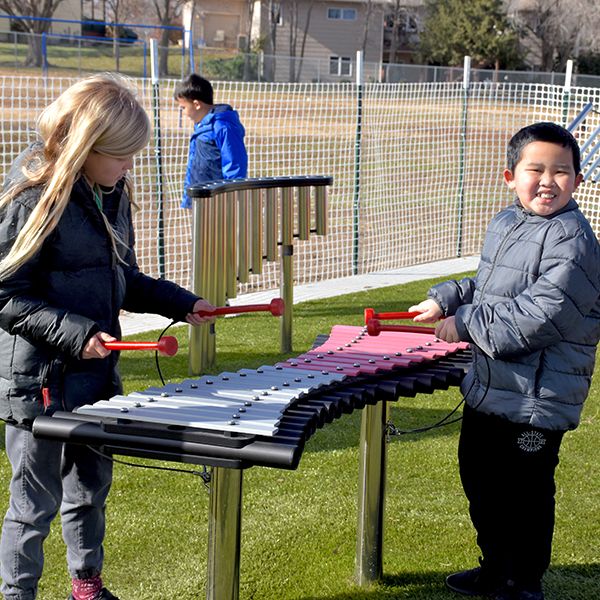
[508, 0, 600, 70]
[242, 0, 256, 80]
[285, 0, 315, 82]
[361, 0, 374, 53]
[99, 0, 137, 71]
[384, 0, 421, 64]
[262, 0, 314, 82]
[106, 0, 123, 70]
[263, 0, 280, 80]
[152, 0, 187, 76]
[0, 0, 64, 67]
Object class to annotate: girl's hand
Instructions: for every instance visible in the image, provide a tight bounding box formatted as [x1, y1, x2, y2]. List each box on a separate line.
[82, 331, 116, 359]
[408, 299, 443, 323]
[186, 299, 217, 325]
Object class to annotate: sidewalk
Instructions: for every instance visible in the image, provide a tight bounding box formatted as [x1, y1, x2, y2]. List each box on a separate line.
[119, 255, 480, 336]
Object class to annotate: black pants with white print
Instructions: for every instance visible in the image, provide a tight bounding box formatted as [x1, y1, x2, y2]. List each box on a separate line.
[458, 404, 565, 592]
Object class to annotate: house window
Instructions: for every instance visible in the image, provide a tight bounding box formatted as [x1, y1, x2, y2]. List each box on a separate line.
[399, 11, 418, 33]
[384, 10, 419, 33]
[327, 8, 357, 21]
[329, 56, 352, 77]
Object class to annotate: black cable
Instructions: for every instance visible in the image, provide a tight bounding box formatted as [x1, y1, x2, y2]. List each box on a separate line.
[97, 320, 214, 487]
[387, 348, 491, 437]
[154, 319, 177, 386]
[86, 444, 211, 490]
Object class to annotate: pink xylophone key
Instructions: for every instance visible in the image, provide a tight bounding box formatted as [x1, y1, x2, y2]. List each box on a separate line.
[315, 325, 466, 355]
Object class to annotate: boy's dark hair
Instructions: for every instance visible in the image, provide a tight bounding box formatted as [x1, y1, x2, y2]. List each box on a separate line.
[174, 73, 214, 105]
[507, 121, 581, 174]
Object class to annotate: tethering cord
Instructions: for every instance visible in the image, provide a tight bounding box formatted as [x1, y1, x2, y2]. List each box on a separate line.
[386, 348, 491, 437]
[86, 444, 211, 490]
[155, 319, 177, 386]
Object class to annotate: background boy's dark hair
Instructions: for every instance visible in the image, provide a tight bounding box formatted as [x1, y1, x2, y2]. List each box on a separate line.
[507, 121, 581, 174]
[174, 73, 214, 105]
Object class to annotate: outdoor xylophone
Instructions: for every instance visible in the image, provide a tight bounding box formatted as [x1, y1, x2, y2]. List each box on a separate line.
[33, 323, 471, 600]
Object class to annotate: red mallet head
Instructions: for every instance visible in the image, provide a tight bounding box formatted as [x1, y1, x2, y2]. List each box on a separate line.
[367, 318, 381, 336]
[269, 297, 285, 316]
[156, 336, 179, 356]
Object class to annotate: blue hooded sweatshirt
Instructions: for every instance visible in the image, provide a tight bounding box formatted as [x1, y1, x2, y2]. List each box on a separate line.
[181, 104, 248, 208]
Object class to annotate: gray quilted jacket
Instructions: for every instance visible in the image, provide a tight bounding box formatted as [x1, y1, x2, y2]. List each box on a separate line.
[429, 199, 600, 431]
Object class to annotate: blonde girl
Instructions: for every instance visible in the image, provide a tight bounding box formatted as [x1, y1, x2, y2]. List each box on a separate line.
[0, 74, 213, 600]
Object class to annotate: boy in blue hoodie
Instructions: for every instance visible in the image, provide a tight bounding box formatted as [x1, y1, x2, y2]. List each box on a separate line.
[175, 73, 248, 208]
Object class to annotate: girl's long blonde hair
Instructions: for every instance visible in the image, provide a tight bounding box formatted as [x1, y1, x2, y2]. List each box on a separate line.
[0, 73, 151, 279]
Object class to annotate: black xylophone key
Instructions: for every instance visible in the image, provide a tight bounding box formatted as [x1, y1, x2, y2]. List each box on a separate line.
[419, 366, 464, 388]
[299, 398, 344, 422]
[284, 405, 326, 429]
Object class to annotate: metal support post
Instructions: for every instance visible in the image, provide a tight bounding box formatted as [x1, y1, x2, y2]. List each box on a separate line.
[355, 399, 388, 585]
[206, 467, 243, 600]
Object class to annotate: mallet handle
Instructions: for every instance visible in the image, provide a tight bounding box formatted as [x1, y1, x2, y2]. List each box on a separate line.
[103, 336, 179, 357]
[366, 319, 437, 337]
[364, 308, 421, 323]
[195, 298, 285, 317]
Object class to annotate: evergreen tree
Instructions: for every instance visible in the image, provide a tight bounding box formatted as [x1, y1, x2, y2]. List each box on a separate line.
[419, 0, 522, 69]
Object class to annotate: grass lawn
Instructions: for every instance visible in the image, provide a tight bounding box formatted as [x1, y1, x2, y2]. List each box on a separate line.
[0, 40, 243, 80]
[0, 273, 597, 599]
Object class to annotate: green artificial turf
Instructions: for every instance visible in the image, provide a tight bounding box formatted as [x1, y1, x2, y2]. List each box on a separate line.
[0, 273, 597, 599]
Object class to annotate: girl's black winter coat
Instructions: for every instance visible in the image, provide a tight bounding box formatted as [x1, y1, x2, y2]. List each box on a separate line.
[0, 154, 198, 426]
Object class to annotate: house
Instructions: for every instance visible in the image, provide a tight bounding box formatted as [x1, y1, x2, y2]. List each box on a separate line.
[184, 0, 395, 82]
[182, 0, 249, 51]
[254, 0, 387, 81]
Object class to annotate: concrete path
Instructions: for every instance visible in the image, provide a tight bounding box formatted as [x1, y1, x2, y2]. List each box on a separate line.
[119, 255, 480, 336]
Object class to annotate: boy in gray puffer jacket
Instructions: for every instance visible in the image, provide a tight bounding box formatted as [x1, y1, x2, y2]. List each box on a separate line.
[410, 122, 600, 600]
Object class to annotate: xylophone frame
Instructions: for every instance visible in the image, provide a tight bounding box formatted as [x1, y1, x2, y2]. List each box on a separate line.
[33, 328, 470, 600]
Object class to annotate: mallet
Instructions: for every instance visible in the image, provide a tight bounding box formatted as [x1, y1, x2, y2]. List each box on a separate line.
[195, 297, 285, 318]
[366, 318, 436, 337]
[364, 307, 422, 324]
[103, 336, 179, 357]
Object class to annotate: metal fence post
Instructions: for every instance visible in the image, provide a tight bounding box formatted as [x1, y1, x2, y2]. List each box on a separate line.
[355, 399, 388, 585]
[352, 50, 364, 276]
[562, 59, 574, 127]
[456, 55, 471, 258]
[150, 39, 166, 279]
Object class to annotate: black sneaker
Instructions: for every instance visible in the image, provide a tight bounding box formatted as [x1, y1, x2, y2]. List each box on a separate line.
[68, 588, 120, 600]
[446, 566, 503, 596]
